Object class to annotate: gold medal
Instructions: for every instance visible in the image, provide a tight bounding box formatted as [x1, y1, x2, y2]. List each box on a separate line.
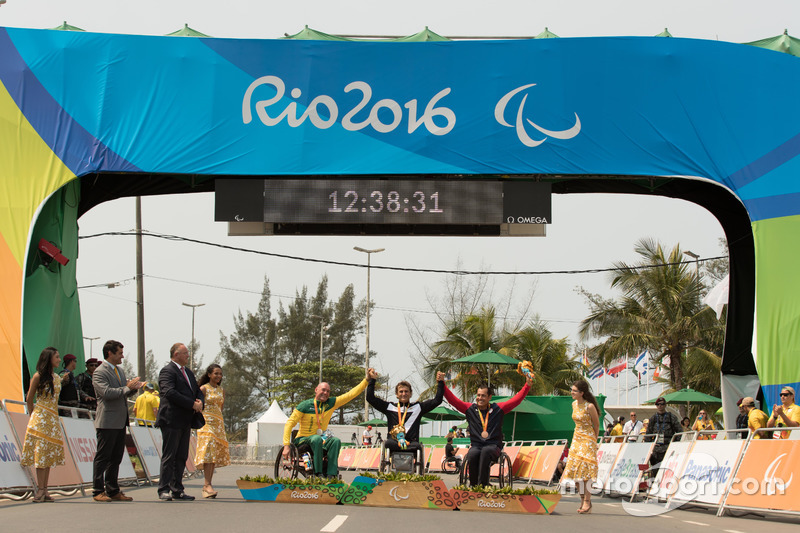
[481, 431, 489, 439]
[316, 429, 323, 435]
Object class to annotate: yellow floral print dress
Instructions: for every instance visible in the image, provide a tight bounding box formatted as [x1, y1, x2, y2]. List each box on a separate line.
[20, 374, 66, 468]
[562, 400, 598, 481]
[194, 385, 230, 467]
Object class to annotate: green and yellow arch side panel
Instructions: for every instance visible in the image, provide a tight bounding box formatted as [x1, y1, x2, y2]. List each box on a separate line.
[0, 79, 76, 401]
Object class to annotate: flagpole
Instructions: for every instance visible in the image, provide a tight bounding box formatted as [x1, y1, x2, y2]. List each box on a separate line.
[625, 353, 629, 405]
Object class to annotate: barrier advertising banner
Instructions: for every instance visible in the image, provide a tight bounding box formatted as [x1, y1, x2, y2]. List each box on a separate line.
[529, 444, 565, 483]
[606, 442, 654, 495]
[6, 411, 82, 488]
[593, 442, 622, 491]
[0, 412, 31, 489]
[649, 440, 692, 500]
[672, 439, 744, 505]
[60, 417, 98, 483]
[726, 439, 800, 513]
[129, 424, 160, 479]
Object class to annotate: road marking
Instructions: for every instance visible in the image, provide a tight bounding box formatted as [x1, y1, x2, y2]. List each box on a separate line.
[603, 503, 619, 507]
[723, 530, 745, 533]
[321, 515, 348, 533]
[682, 521, 709, 526]
[657, 515, 673, 519]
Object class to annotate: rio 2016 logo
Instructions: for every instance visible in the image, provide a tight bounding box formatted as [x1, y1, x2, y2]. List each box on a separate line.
[494, 84, 581, 147]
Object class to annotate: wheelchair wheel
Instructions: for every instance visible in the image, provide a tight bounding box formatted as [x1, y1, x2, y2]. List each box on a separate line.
[379, 442, 389, 474]
[442, 456, 460, 475]
[497, 452, 513, 489]
[274, 444, 300, 480]
[458, 459, 469, 486]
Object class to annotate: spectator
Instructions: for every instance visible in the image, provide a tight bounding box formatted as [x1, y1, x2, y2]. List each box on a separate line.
[767, 386, 800, 439]
[446, 425, 457, 439]
[134, 382, 160, 425]
[444, 436, 461, 470]
[735, 399, 749, 438]
[647, 397, 681, 467]
[605, 422, 614, 436]
[691, 409, 715, 439]
[610, 416, 624, 442]
[58, 354, 80, 417]
[680, 417, 691, 432]
[362, 425, 373, 446]
[76, 357, 99, 413]
[456, 429, 465, 438]
[742, 397, 769, 439]
[375, 431, 383, 445]
[623, 412, 643, 441]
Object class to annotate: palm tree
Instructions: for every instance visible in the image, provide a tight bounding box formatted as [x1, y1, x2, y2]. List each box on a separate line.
[579, 238, 722, 392]
[510, 320, 585, 395]
[422, 307, 516, 396]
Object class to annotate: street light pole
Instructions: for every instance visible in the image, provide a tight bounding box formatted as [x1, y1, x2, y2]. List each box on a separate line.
[182, 302, 205, 371]
[83, 336, 100, 358]
[354, 246, 384, 422]
[683, 250, 700, 279]
[310, 314, 329, 384]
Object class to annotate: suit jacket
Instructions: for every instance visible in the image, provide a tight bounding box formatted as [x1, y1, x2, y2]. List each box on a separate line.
[93, 361, 137, 429]
[155, 362, 204, 429]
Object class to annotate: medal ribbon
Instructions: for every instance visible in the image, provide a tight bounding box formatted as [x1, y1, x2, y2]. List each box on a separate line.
[314, 399, 327, 430]
[476, 406, 489, 436]
[398, 405, 409, 428]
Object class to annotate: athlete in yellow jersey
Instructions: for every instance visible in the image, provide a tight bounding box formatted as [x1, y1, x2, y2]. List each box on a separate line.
[282, 370, 373, 477]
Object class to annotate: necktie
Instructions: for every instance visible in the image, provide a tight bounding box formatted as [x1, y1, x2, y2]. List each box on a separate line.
[181, 366, 191, 386]
[114, 366, 122, 385]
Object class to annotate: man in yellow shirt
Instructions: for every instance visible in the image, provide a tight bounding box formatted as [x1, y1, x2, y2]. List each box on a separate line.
[282, 370, 372, 477]
[767, 386, 800, 439]
[741, 397, 769, 439]
[134, 382, 160, 425]
[610, 416, 624, 442]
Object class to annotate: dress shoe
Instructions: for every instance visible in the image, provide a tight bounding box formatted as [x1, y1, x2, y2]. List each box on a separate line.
[109, 491, 133, 501]
[93, 493, 113, 502]
[158, 492, 173, 501]
[171, 492, 195, 501]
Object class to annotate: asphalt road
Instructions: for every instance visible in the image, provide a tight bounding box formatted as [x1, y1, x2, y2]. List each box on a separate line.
[1, 465, 798, 533]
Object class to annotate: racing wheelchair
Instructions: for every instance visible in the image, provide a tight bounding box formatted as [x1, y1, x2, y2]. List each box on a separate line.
[274, 441, 331, 480]
[458, 449, 513, 488]
[377, 440, 425, 475]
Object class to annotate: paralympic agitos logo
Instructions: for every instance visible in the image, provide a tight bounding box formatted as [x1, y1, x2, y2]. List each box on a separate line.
[494, 84, 581, 147]
[242, 76, 580, 147]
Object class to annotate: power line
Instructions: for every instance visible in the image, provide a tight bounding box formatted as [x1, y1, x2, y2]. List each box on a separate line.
[79, 231, 726, 276]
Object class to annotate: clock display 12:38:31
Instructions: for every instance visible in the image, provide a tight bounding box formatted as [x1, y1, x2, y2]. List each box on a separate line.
[328, 189, 443, 214]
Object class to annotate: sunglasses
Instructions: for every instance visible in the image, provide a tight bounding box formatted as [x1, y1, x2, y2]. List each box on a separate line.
[656, 402, 666, 406]
[780, 392, 792, 397]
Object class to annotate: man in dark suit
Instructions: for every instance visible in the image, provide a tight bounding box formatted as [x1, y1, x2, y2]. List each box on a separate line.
[156, 343, 204, 501]
[92, 340, 143, 502]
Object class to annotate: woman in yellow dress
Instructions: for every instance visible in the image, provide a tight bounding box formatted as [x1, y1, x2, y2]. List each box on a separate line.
[20, 347, 66, 502]
[562, 379, 599, 514]
[194, 364, 230, 498]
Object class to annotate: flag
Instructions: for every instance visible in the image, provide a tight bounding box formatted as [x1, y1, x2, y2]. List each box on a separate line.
[581, 352, 590, 377]
[588, 362, 605, 379]
[653, 365, 661, 379]
[662, 355, 671, 368]
[606, 357, 627, 377]
[632, 350, 648, 378]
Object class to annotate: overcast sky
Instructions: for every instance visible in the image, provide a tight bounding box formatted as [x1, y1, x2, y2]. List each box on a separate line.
[3, 1, 796, 408]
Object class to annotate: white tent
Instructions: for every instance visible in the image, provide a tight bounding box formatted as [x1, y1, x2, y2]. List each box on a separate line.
[247, 400, 289, 448]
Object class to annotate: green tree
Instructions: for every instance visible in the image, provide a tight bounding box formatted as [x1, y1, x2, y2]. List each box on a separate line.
[218, 277, 278, 437]
[511, 320, 584, 395]
[578, 238, 723, 395]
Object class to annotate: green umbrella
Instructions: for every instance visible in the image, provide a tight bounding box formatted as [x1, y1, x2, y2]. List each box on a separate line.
[451, 350, 520, 388]
[493, 397, 555, 440]
[644, 388, 722, 405]
[422, 406, 465, 421]
[357, 418, 388, 427]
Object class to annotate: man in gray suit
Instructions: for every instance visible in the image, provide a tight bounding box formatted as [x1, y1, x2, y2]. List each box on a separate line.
[92, 340, 143, 502]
